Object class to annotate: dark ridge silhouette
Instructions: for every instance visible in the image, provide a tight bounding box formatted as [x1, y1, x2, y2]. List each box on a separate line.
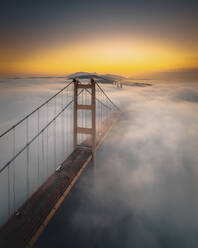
[123, 82, 153, 87]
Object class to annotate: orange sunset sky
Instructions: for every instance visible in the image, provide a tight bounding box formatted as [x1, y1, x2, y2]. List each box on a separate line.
[0, 0, 198, 77]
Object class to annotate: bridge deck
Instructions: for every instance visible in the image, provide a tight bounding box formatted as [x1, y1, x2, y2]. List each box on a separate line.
[0, 147, 92, 248]
[0, 113, 120, 248]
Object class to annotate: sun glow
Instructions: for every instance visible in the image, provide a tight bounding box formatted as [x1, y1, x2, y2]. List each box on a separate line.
[0, 36, 197, 77]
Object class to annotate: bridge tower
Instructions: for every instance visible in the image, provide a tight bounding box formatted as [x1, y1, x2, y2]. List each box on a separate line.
[73, 78, 96, 166]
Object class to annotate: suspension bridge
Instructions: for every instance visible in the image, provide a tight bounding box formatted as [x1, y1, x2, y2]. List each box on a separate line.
[0, 78, 121, 247]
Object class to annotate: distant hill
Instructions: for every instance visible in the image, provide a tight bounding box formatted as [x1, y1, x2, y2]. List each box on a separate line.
[102, 74, 125, 80]
[67, 72, 125, 83]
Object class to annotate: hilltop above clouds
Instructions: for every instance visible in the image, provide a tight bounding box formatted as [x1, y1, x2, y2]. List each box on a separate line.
[66, 72, 125, 83]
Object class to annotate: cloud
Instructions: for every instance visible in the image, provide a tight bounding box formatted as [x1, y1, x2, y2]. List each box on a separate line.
[123, 81, 153, 87]
[1, 79, 198, 247]
[35, 80, 198, 248]
[172, 88, 198, 103]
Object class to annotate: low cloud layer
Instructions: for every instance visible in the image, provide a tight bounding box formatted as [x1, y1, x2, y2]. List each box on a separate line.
[34, 80, 198, 248]
[173, 88, 198, 103]
[1, 78, 198, 247]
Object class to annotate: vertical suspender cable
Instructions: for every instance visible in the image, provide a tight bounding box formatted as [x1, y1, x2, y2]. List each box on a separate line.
[26, 117, 30, 199]
[8, 150, 10, 217]
[37, 110, 40, 186]
[46, 102, 49, 176]
[54, 97, 56, 170]
[42, 130, 44, 183]
[13, 127, 16, 212]
[67, 87, 69, 155]
[61, 91, 64, 161]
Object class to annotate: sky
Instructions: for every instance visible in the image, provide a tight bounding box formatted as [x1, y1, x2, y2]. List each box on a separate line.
[0, 0, 198, 77]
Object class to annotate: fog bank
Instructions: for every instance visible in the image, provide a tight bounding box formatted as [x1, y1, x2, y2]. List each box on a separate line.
[34, 79, 198, 248]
